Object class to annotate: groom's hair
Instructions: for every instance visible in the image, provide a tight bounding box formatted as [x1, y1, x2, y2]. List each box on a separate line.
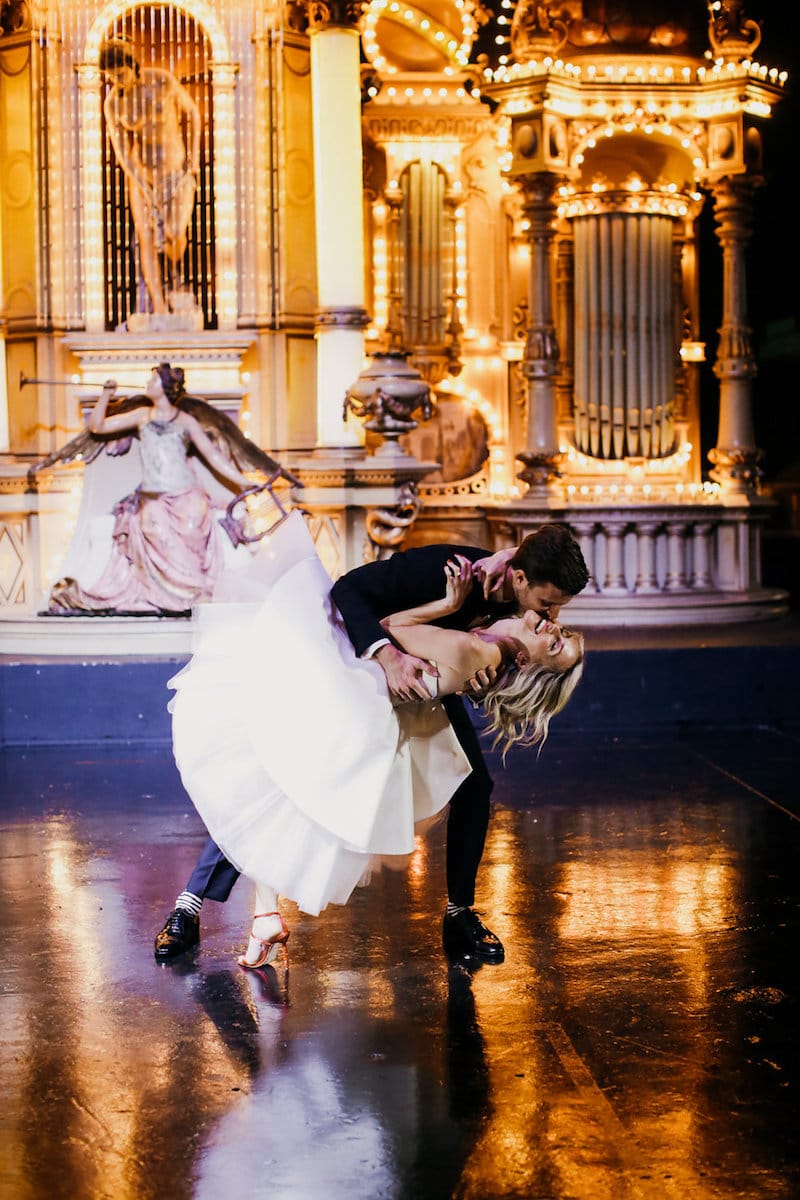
[511, 524, 589, 595]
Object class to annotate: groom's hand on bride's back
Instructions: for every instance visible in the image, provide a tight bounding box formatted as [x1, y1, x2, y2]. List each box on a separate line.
[375, 643, 438, 702]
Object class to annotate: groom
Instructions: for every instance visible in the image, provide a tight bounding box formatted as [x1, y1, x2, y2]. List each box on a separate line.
[154, 523, 589, 965]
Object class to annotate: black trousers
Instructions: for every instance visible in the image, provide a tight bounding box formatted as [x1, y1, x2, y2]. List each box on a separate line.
[441, 695, 493, 907]
[184, 696, 493, 908]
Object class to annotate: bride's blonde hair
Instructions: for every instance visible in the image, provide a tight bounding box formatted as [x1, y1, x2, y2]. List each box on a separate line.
[481, 640, 585, 760]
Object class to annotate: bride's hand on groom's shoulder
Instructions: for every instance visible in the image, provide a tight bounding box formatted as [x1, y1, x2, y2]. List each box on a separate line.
[472, 547, 514, 600]
[443, 555, 474, 611]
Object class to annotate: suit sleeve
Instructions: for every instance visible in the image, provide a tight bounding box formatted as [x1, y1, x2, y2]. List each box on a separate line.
[331, 543, 487, 658]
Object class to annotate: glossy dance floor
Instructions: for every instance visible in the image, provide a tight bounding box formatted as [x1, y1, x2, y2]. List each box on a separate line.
[1, 728, 799, 1200]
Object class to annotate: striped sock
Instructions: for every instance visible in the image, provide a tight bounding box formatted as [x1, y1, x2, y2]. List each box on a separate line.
[446, 902, 467, 916]
[175, 891, 202, 917]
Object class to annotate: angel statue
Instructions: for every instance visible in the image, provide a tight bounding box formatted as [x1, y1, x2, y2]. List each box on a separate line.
[28, 363, 301, 616]
[99, 39, 202, 322]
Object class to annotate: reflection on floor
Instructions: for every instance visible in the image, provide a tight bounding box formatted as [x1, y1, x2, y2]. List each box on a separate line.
[1, 729, 798, 1200]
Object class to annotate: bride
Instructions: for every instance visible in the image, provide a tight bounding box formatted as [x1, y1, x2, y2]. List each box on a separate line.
[168, 510, 584, 970]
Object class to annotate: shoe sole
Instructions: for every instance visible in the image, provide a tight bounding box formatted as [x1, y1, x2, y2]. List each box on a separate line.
[153, 943, 199, 962]
[443, 945, 505, 964]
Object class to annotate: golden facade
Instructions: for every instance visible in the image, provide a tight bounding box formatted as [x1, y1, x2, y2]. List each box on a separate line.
[0, 0, 792, 631]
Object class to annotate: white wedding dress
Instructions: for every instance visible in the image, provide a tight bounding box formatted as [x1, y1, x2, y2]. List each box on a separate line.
[168, 510, 471, 915]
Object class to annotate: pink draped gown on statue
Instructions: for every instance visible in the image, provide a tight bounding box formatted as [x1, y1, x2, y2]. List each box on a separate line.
[48, 416, 227, 615]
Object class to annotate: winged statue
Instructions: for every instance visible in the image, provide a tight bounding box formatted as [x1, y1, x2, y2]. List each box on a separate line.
[27, 392, 298, 490]
[27, 364, 303, 616]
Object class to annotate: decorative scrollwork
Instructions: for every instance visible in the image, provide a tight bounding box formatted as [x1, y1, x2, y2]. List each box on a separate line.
[707, 0, 762, 62]
[516, 450, 565, 489]
[0, 0, 28, 35]
[316, 306, 370, 330]
[365, 481, 422, 559]
[306, 0, 367, 31]
[510, 0, 568, 63]
[344, 352, 434, 457]
[708, 446, 763, 492]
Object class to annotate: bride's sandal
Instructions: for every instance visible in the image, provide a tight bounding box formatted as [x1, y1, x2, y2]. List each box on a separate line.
[238, 911, 290, 970]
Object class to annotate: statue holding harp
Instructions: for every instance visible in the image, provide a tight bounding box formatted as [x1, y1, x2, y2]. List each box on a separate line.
[99, 38, 203, 326]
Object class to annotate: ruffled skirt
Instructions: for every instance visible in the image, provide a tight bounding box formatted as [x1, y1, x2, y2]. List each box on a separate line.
[168, 512, 470, 915]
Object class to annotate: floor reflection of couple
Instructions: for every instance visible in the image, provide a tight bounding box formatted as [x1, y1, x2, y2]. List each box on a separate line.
[162, 510, 589, 969]
[192, 962, 489, 1200]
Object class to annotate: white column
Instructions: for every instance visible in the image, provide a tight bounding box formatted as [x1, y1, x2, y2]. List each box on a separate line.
[570, 519, 597, 593]
[690, 522, 714, 590]
[634, 521, 661, 594]
[665, 521, 687, 591]
[309, 19, 367, 450]
[602, 521, 629, 595]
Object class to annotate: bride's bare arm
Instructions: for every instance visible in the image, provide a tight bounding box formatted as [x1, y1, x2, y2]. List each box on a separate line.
[389, 623, 502, 699]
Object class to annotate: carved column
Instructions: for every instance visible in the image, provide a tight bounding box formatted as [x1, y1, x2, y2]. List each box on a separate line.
[707, 177, 762, 495]
[210, 62, 240, 330]
[569, 519, 597, 593]
[634, 522, 661, 594]
[383, 184, 405, 354]
[75, 62, 106, 330]
[554, 226, 575, 427]
[690, 521, 714, 590]
[306, 0, 368, 452]
[515, 173, 563, 496]
[665, 521, 687, 591]
[601, 520, 629, 595]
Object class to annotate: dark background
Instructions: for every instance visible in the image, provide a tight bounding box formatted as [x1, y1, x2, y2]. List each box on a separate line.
[696, 1, 799, 483]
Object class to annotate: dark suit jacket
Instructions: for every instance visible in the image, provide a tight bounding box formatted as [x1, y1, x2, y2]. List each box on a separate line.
[331, 542, 517, 656]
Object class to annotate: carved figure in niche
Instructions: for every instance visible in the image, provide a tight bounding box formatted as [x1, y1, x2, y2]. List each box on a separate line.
[401, 389, 490, 484]
[99, 38, 201, 320]
[29, 364, 299, 616]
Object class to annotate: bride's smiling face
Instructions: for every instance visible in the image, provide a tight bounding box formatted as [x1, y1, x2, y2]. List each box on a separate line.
[496, 613, 584, 673]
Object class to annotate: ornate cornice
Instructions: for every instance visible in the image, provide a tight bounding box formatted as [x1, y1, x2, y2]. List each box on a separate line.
[306, 0, 366, 33]
[315, 306, 370, 330]
[363, 112, 488, 142]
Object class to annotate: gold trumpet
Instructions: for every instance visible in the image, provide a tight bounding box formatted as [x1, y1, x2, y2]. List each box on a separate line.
[19, 371, 145, 394]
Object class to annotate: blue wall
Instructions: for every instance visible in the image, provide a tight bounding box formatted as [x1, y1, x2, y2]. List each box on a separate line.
[2, 643, 799, 747]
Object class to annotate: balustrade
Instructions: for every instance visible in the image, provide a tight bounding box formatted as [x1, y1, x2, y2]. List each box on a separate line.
[490, 499, 787, 625]
[0, 480, 788, 632]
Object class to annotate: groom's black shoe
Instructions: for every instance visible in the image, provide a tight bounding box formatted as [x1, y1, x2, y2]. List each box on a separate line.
[154, 908, 200, 961]
[442, 909, 504, 964]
